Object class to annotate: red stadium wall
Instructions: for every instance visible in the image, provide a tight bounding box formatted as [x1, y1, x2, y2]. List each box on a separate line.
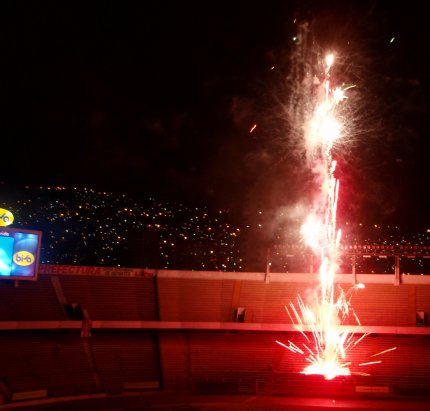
[1, 266, 430, 404]
[156, 273, 430, 327]
[154, 331, 430, 398]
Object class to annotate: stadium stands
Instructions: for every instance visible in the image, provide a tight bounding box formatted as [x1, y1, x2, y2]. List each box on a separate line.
[0, 265, 430, 407]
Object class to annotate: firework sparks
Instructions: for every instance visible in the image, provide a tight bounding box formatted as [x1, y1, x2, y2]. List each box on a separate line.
[298, 51, 352, 379]
[277, 45, 395, 379]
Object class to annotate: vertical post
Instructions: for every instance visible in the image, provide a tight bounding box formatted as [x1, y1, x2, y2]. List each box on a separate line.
[231, 281, 242, 321]
[394, 255, 400, 286]
[352, 254, 357, 285]
[265, 248, 271, 284]
[50, 276, 69, 318]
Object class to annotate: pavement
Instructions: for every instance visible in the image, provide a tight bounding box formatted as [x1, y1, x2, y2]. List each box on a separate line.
[1, 393, 430, 411]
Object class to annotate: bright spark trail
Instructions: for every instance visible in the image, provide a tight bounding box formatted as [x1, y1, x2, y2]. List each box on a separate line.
[277, 46, 396, 379]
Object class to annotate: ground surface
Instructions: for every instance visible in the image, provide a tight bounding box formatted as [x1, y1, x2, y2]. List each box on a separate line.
[1, 393, 430, 411]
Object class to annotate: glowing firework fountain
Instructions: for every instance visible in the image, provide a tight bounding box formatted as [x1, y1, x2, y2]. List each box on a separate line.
[276, 51, 396, 380]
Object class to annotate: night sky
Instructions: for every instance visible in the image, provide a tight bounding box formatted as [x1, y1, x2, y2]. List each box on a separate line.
[2, 1, 430, 231]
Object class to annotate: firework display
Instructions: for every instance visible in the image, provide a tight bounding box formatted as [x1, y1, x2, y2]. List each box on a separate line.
[277, 51, 396, 379]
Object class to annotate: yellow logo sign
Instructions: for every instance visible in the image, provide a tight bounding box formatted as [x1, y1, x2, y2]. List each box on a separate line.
[0, 208, 14, 226]
[13, 251, 35, 266]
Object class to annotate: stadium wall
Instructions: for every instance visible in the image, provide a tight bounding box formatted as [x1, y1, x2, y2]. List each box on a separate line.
[0, 265, 430, 404]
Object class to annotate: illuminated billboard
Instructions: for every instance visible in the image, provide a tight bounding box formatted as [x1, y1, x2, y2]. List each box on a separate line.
[0, 227, 42, 281]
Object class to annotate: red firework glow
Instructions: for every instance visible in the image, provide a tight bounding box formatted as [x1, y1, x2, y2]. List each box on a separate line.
[277, 52, 396, 379]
